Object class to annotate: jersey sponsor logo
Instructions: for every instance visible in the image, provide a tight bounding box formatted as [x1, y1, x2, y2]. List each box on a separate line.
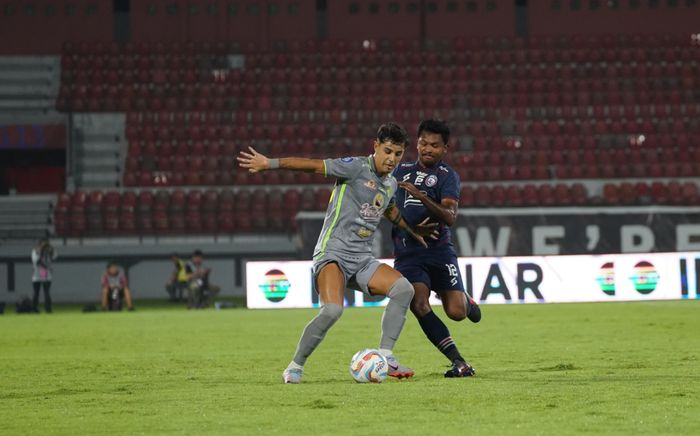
[357, 227, 373, 238]
[414, 171, 428, 185]
[425, 174, 438, 187]
[360, 203, 382, 223]
[402, 173, 411, 182]
[439, 165, 449, 173]
[364, 180, 377, 190]
[341, 157, 354, 163]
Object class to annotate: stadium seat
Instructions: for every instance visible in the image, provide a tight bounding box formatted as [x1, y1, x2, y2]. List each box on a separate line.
[50, 33, 700, 237]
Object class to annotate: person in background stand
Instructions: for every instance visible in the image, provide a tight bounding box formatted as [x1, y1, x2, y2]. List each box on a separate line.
[31, 238, 57, 313]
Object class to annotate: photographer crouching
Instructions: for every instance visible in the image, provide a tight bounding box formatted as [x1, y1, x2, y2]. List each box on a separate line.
[100, 261, 134, 311]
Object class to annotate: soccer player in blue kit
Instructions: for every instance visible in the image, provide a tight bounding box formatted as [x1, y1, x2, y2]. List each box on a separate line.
[392, 119, 482, 377]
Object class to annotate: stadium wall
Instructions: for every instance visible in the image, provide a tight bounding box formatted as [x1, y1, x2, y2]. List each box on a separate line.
[0, 235, 297, 304]
[2, 0, 699, 55]
[529, 1, 700, 35]
[0, 1, 112, 54]
[326, 0, 517, 40]
[298, 206, 700, 258]
[128, 0, 317, 44]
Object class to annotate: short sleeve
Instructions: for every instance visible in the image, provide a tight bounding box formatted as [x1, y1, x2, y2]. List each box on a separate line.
[441, 169, 460, 201]
[100, 273, 108, 287]
[121, 273, 129, 288]
[323, 157, 364, 180]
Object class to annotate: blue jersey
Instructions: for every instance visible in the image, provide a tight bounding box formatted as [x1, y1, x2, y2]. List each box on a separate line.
[391, 160, 460, 257]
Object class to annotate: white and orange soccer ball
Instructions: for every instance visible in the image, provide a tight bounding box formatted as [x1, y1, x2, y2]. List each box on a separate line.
[349, 349, 388, 383]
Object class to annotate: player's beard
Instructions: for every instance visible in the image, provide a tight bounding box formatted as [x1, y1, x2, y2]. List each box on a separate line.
[420, 155, 436, 166]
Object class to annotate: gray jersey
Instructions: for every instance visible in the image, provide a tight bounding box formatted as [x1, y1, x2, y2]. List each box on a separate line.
[313, 156, 397, 259]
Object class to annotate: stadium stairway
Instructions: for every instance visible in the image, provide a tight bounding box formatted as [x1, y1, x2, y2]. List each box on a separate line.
[0, 194, 55, 241]
[0, 56, 60, 115]
[71, 113, 126, 189]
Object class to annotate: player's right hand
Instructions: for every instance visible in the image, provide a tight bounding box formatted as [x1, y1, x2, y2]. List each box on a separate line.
[237, 146, 270, 173]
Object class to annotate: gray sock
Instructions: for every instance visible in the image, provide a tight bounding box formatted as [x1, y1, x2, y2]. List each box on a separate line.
[379, 277, 414, 351]
[292, 303, 343, 366]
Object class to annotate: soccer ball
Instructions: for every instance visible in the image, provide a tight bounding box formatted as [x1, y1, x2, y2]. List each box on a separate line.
[349, 349, 388, 383]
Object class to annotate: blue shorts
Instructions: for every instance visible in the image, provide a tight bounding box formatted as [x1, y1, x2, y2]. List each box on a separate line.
[394, 250, 464, 293]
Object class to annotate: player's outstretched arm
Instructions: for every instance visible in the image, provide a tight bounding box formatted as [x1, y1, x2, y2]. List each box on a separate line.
[237, 146, 325, 174]
[384, 205, 438, 248]
[398, 181, 458, 226]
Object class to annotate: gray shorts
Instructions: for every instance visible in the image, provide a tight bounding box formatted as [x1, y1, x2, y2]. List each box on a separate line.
[312, 250, 382, 295]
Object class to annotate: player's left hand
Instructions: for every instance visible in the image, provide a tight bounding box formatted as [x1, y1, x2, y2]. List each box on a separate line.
[237, 146, 270, 173]
[398, 181, 425, 200]
[415, 217, 439, 240]
[412, 233, 428, 248]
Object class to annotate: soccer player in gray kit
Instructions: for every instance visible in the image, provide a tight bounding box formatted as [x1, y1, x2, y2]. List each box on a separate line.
[238, 122, 438, 383]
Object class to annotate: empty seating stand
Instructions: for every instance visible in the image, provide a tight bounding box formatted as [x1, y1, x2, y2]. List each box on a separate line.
[53, 187, 332, 237]
[56, 34, 700, 190]
[50, 33, 700, 236]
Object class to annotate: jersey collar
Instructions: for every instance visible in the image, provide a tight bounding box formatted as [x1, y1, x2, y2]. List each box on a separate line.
[416, 159, 442, 171]
[368, 155, 383, 178]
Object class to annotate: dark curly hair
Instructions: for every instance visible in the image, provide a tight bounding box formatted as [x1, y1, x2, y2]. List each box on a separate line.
[376, 122, 409, 146]
[417, 119, 450, 145]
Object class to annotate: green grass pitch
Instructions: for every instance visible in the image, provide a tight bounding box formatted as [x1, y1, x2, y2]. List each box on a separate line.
[1, 300, 699, 435]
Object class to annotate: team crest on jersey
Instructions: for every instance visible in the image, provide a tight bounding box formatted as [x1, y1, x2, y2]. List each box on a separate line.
[373, 193, 385, 209]
[364, 180, 377, 190]
[425, 175, 438, 187]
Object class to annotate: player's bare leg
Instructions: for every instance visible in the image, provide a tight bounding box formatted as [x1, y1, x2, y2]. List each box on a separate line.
[283, 263, 345, 384]
[441, 290, 481, 323]
[367, 264, 415, 379]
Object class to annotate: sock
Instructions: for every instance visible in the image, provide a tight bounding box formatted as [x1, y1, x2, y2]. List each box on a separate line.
[379, 277, 414, 351]
[287, 361, 303, 371]
[291, 303, 343, 366]
[418, 310, 464, 363]
[378, 348, 393, 359]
